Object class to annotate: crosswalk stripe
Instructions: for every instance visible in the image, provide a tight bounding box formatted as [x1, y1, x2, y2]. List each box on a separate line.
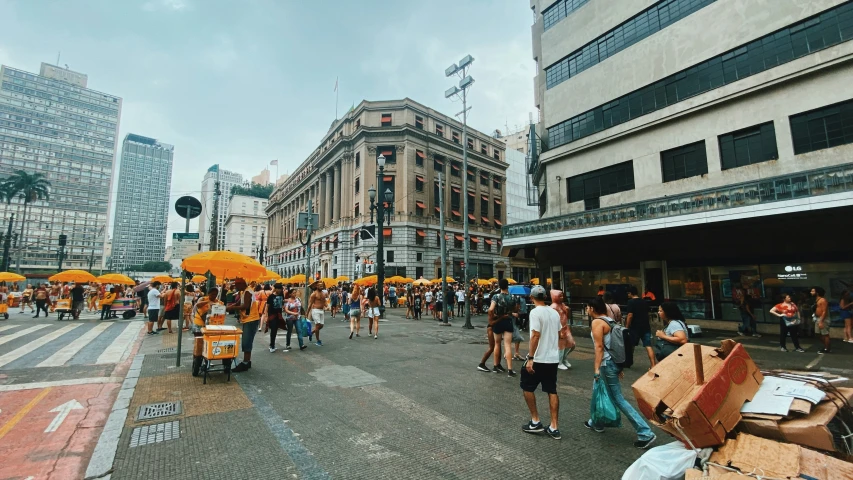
[0, 324, 82, 368]
[0, 324, 50, 346]
[0, 325, 20, 333]
[37, 322, 113, 367]
[96, 322, 144, 364]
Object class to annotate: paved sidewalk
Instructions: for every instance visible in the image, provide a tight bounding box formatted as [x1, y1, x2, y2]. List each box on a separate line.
[103, 309, 853, 479]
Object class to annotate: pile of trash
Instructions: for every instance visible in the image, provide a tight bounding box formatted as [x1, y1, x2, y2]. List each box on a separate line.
[623, 339, 853, 479]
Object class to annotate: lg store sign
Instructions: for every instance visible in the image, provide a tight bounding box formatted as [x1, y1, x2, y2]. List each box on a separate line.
[778, 265, 807, 280]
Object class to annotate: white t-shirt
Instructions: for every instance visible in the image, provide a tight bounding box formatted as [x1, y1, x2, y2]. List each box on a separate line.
[147, 288, 161, 310]
[425, 291, 433, 303]
[529, 305, 561, 364]
[456, 291, 465, 302]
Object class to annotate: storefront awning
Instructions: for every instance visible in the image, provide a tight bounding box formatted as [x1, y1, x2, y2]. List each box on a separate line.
[454, 234, 464, 241]
[451, 164, 460, 171]
[416, 175, 424, 182]
[416, 230, 426, 237]
[482, 217, 490, 223]
[383, 176, 393, 182]
[416, 151, 425, 158]
[416, 201, 426, 208]
[495, 199, 502, 205]
[452, 210, 460, 216]
[471, 237, 480, 243]
[468, 214, 476, 221]
[452, 186, 460, 193]
[485, 239, 494, 245]
[435, 207, 440, 212]
[495, 219, 502, 226]
[381, 150, 393, 156]
[482, 195, 489, 201]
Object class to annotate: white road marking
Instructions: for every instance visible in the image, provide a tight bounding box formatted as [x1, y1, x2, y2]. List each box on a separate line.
[0, 324, 50, 346]
[806, 355, 824, 369]
[95, 322, 144, 364]
[0, 325, 21, 333]
[0, 323, 82, 368]
[0, 377, 123, 392]
[37, 322, 112, 367]
[44, 399, 84, 433]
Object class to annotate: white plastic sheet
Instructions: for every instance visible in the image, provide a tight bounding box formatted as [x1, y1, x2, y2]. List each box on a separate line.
[622, 441, 698, 480]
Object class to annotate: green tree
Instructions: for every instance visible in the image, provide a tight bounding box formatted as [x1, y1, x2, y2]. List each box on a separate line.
[230, 182, 274, 199]
[0, 170, 51, 270]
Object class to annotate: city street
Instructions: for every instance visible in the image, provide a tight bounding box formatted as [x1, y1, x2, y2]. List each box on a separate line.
[3, 307, 851, 479]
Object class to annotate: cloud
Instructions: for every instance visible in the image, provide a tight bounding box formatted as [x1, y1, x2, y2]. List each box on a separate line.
[142, 0, 189, 12]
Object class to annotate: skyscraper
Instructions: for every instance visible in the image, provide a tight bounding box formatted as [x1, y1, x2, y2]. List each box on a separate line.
[0, 63, 122, 270]
[110, 134, 174, 269]
[198, 165, 243, 250]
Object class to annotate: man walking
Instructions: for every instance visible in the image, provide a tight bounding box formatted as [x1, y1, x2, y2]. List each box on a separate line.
[227, 278, 261, 372]
[70, 282, 86, 320]
[146, 281, 162, 336]
[456, 287, 465, 317]
[309, 281, 326, 346]
[520, 285, 562, 439]
[813, 287, 831, 354]
[625, 287, 655, 368]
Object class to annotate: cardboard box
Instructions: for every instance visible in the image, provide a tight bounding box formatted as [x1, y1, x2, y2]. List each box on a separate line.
[632, 340, 763, 448]
[738, 387, 853, 452]
[709, 433, 853, 479]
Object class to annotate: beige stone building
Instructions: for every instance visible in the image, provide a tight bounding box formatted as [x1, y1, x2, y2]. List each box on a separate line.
[265, 98, 508, 281]
[512, 0, 853, 329]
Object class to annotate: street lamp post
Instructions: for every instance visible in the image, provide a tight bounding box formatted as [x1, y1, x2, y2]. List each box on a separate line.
[368, 154, 393, 316]
[445, 54, 475, 329]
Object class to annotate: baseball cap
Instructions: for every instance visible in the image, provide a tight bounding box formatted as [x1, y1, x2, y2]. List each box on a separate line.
[530, 285, 547, 300]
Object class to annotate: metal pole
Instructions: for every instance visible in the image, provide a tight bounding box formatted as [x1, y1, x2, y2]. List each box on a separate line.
[1, 214, 13, 271]
[303, 199, 313, 307]
[175, 206, 192, 368]
[376, 164, 385, 316]
[461, 86, 473, 329]
[439, 172, 448, 325]
[258, 232, 265, 265]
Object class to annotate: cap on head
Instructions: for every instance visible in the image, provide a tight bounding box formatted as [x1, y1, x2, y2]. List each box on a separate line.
[530, 285, 547, 300]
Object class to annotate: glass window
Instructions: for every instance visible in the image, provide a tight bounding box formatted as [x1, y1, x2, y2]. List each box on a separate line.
[542, 0, 591, 31]
[567, 161, 634, 209]
[719, 122, 778, 170]
[415, 115, 424, 129]
[381, 113, 392, 127]
[661, 140, 708, 182]
[790, 98, 853, 154]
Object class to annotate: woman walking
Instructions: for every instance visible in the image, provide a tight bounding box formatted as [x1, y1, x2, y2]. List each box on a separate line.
[840, 290, 853, 343]
[20, 284, 34, 314]
[654, 302, 689, 362]
[551, 290, 574, 370]
[585, 296, 656, 449]
[367, 286, 381, 339]
[265, 283, 284, 352]
[284, 288, 306, 351]
[348, 285, 362, 339]
[770, 294, 805, 352]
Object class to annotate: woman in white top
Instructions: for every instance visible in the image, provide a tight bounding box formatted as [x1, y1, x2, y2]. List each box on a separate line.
[586, 296, 655, 449]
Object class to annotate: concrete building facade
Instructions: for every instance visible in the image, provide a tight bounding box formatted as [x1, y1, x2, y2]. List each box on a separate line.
[197, 165, 243, 251]
[111, 134, 173, 269]
[252, 168, 271, 186]
[265, 98, 508, 282]
[224, 194, 268, 256]
[515, 0, 853, 329]
[0, 62, 121, 270]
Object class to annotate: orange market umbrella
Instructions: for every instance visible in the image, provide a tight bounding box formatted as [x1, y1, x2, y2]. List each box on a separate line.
[191, 275, 208, 283]
[487, 278, 498, 283]
[96, 273, 135, 285]
[335, 275, 350, 282]
[386, 276, 405, 284]
[531, 278, 540, 285]
[0, 272, 26, 283]
[506, 278, 517, 284]
[49, 270, 97, 283]
[413, 278, 431, 286]
[181, 250, 266, 280]
[256, 270, 282, 282]
[289, 274, 306, 284]
[150, 275, 173, 284]
[320, 277, 336, 288]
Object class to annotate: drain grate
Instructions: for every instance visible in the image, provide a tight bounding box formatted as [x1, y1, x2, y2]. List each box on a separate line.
[156, 347, 176, 353]
[136, 401, 182, 421]
[130, 421, 180, 447]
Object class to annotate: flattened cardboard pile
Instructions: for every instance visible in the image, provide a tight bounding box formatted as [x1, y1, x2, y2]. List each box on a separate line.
[683, 433, 853, 480]
[632, 340, 763, 448]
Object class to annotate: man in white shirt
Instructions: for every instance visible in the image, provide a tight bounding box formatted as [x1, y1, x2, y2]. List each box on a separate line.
[456, 288, 466, 317]
[424, 289, 433, 319]
[146, 281, 163, 336]
[520, 285, 562, 440]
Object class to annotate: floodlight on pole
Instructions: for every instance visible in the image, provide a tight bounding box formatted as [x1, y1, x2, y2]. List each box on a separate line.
[459, 75, 475, 90]
[445, 63, 459, 77]
[445, 86, 460, 99]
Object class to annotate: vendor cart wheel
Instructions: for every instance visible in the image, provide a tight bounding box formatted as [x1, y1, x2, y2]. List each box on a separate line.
[223, 359, 232, 382]
[202, 359, 209, 385]
[192, 356, 202, 377]
[122, 310, 136, 319]
[3, 313, 7, 320]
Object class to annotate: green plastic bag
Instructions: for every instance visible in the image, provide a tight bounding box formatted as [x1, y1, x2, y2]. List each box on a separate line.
[590, 376, 621, 428]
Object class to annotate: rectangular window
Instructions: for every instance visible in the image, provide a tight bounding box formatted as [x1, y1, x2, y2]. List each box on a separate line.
[415, 115, 424, 129]
[355, 152, 360, 169]
[547, 1, 853, 149]
[379, 147, 396, 164]
[493, 178, 501, 191]
[469, 238, 478, 251]
[354, 203, 360, 217]
[415, 176, 424, 192]
[567, 160, 634, 210]
[790, 98, 853, 155]
[454, 235, 463, 249]
[451, 188, 460, 210]
[416, 229, 425, 245]
[466, 169, 474, 182]
[467, 138, 474, 150]
[660, 140, 708, 182]
[416, 266, 424, 279]
[467, 193, 475, 213]
[493, 150, 500, 161]
[452, 131, 460, 144]
[356, 118, 361, 128]
[436, 123, 444, 136]
[416, 252, 423, 262]
[387, 250, 394, 263]
[480, 197, 489, 216]
[494, 200, 502, 219]
[484, 239, 492, 252]
[383, 228, 392, 242]
[719, 122, 778, 170]
[451, 161, 461, 177]
[480, 174, 489, 186]
[416, 201, 425, 216]
[480, 143, 488, 155]
[433, 156, 444, 171]
[542, 0, 591, 31]
[381, 113, 392, 127]
[416, 149, 424, 167]
[355, 177, 360, 194]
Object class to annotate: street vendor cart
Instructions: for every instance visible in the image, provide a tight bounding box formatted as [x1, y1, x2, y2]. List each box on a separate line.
[198, 324, 241, 384]
[110, 297, 137, 319]
[55, 298, 73, 320]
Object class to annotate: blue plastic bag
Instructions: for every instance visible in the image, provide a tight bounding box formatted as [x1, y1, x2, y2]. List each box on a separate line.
[590, 376, 621, 428]
[300, 317, 312, 337]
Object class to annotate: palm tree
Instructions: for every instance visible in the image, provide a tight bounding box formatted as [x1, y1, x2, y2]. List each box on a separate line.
[1, 170, 50, 270]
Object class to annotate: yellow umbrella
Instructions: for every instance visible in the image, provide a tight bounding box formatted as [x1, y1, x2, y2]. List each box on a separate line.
[320, 277, 336, 288]
[487, 277, 498, 283]
[531, 278, 540, 285]
[506, 278, 517, 284]
[402, 277, 414, 283]
[49, 270, 97, 283]
[191, 275, 208, 283]
[477, 279, 491, 286]
[150, 275, 173, 283]
[96, 273, 135, 285]
[413, 278, 431, 286]
[386, 276, 405, 284]
[256, 270, 282, 282]
[335, 275, 350, 282]
[181, 250, 266, 280]
[0, 272, 26, 283]
[289, 274, 306, 284]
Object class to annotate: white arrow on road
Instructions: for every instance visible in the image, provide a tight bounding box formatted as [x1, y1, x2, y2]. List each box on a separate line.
[44, 399, 84, 433]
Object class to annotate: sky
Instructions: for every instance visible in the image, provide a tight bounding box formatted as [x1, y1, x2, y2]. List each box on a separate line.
[0, 0, 534, 245]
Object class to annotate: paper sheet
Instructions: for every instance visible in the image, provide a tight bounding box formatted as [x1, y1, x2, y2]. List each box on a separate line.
[773, 385, 825, 404]
[740, 377, 804, 416]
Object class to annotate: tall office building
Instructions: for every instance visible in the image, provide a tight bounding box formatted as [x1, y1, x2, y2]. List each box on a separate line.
[0, 63, 121, 270]
[198, 165, 243, 250]
[224, 194, 268, 255]
[513, 0, 853, 329]
[111, 134, 174, 269]
[497, 129, 539, 283]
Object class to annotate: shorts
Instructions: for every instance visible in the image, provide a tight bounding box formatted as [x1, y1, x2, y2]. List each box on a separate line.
[242, 319, 259, 352]
[148, 309, 159, 323]
[350, 307, 360, 319]
[840, 309, 852, 321]
[311, 309, 325, 325]
[367, 307, 380, 319]
[633, 330, 652, 348]
[520, 361, 558, 394]
[493, 318, 513, 335]
[49, 296, 58, 303]
[814, 317, 831, 336]
[164, 307, 180, 320]
[72, 300, 85, 312]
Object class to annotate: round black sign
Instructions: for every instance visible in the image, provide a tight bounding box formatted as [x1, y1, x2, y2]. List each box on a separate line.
[175, 196, 202, 219]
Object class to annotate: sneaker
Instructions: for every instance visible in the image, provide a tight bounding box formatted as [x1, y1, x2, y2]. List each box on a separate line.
[507, 370, 517, 377]
[736, 330, 745, 336]
[315, 341, 323, 346]
[269, 347, 276, 353]
[284, 345, 291, 351]
[477, 364, 490, 372]
[233, 362, 250, 373]
[752, 333, 762, 338]
[522, 421, 544, 434]
[512, 355, 524, 361]
[583, 420, 604, 433]
[300, 345, 307, 350]
[558, 364, 569, 370]
[795, 348, 806, 353]
[349, 332, 353, 339]
[546, 427, 562, 440]
[374, 335, 377, 339]
[563, 361, 572, 368]
[634, 435, 657, 449]
[493, 364, 506, 373]
[818, 349, 831, 354]
[780, 347, 788, 352]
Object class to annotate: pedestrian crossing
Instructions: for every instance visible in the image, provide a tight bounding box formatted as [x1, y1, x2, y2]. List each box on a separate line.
[0, 321, 145, 370]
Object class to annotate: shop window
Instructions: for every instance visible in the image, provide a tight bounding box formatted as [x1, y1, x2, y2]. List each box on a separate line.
[790, 98, 853, 155]
[661, 140, 708, 182]
[719, 122, 777, 170]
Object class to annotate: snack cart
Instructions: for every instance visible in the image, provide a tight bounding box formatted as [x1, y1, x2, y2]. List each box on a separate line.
[0, 293, 11, 319]
[110, 297, 137, 319]
[55, 298, 73, 320]
[199, 323, 242, 384]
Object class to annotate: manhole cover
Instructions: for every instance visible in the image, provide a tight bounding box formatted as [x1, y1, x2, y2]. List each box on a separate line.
[157, 348, 176, 353]
[130, 421, 180, 447]
[136, 401, 182, 421]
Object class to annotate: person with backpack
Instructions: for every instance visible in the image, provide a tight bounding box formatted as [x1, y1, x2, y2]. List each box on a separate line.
[412, 288, 423, 320]
[489, 278, 520, 377]
[520, 285, 562, 440]
[585, 296, 656, 449]
[654, 302, 689, 361]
